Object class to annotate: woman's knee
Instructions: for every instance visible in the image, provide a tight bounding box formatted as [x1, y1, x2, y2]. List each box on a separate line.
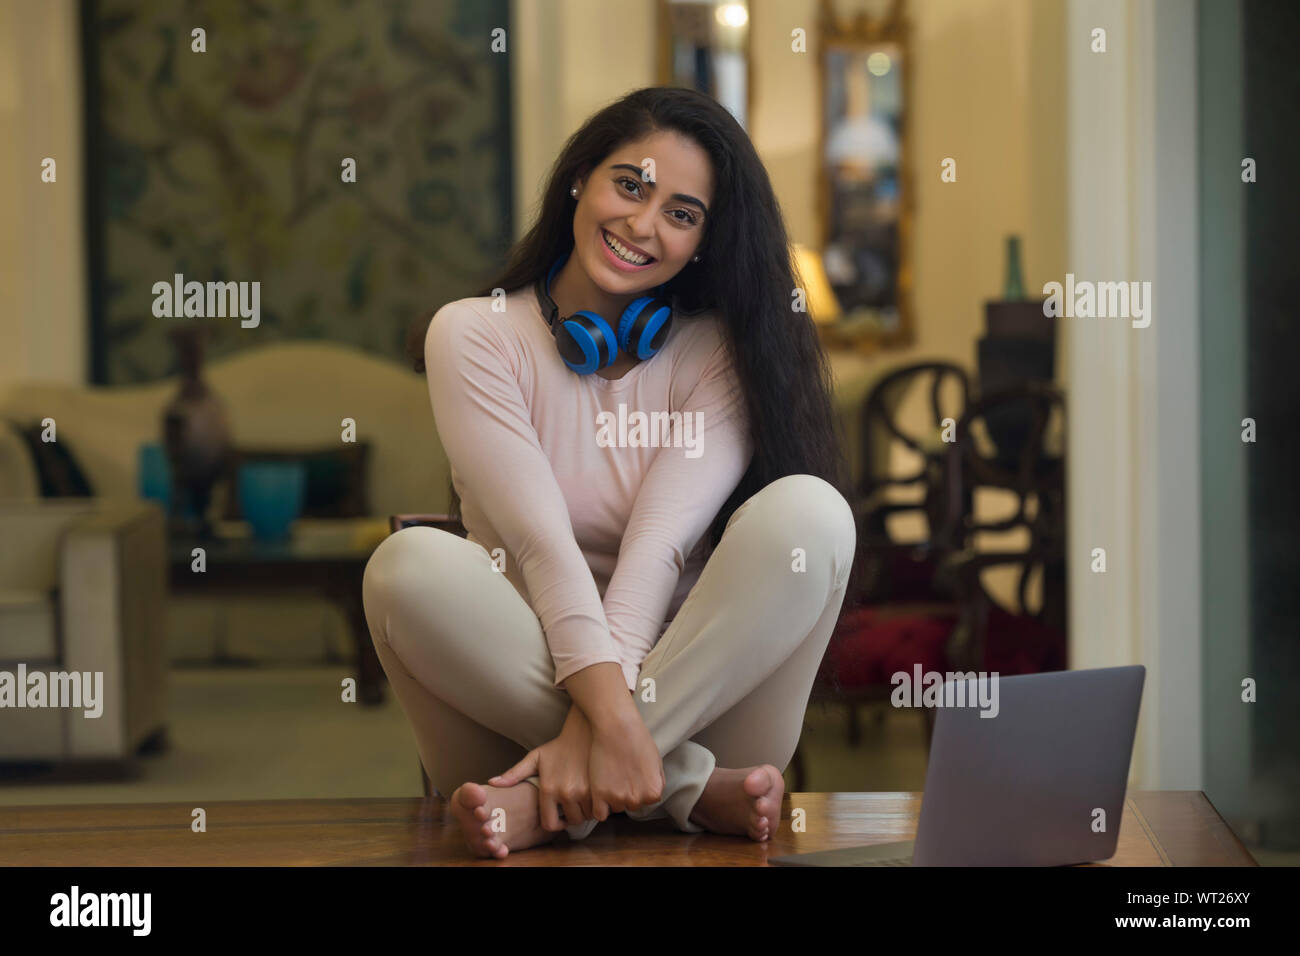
[741, 474, 854, 541]
[729, 474, 856, 585]
[362, 526, 459, 616]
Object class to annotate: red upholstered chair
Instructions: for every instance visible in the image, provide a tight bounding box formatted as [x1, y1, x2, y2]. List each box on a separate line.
[386, 513, 466, 799]
[810, 603, 960, 754]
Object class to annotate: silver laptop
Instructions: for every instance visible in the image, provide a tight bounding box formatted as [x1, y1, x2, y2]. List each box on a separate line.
[770, 665, 1145, 866]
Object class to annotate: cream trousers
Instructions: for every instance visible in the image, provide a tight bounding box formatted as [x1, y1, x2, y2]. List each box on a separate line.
[361, 473, 855, 840]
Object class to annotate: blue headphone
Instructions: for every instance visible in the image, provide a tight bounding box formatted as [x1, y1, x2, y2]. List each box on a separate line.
[532, 249, 674, 375]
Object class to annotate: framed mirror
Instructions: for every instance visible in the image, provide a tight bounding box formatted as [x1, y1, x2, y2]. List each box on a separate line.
[656, 0, 753, 131]
[817, 0, 914, 349]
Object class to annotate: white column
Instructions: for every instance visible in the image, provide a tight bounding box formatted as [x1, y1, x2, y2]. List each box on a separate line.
[1065, 0, 1202, 789]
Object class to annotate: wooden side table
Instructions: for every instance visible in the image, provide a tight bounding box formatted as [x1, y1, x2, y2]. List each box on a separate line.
[167, 519, 390, 705]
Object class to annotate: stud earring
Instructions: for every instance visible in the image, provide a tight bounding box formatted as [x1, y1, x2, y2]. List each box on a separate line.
[692, 255, 701, 262]
[570, 187, 578, 198]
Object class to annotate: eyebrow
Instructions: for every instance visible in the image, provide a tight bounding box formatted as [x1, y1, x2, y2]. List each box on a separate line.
[610, 163, 709, 215]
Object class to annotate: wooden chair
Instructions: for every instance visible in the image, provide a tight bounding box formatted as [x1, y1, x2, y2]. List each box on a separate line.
[385, 513, 466, 799]
[936, 382, 1067, 676]
[854, 361, 972, 603]
[789, 380, 1066, 792]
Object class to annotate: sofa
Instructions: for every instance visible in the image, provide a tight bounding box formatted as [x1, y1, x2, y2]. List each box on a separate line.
[0, 341, 455, 667]
[0, 498, 167, 760]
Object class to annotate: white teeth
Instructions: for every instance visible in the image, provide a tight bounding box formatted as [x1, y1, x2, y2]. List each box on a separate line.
[603, 230, 650, 265]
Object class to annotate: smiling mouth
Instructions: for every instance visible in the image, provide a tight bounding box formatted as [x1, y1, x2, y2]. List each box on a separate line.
[601, 229, 655, 265]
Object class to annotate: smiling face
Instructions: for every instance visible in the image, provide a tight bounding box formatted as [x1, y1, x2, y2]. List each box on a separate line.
[571, 130, 714, 296]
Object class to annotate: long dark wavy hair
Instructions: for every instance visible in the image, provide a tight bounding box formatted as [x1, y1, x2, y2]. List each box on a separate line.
[405, 86, 859, 598]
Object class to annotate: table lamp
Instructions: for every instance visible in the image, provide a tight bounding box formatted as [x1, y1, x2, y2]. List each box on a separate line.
[793, 244, 843, 325]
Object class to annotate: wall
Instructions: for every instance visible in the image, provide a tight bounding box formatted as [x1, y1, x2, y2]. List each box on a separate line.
[0, 0, 87, 389]
[511, 0, 657, 237]
[6, 0, 1064, 396]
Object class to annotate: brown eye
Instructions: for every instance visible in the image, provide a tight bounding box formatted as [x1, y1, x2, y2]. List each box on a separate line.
[618, 176, 699, 226]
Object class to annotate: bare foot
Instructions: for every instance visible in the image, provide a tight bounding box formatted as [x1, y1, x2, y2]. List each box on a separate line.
[688, 764, 784, 841]
[448, 781, 557, 859]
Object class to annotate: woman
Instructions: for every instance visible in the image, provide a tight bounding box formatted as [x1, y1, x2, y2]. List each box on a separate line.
[363, 87, 857, 859]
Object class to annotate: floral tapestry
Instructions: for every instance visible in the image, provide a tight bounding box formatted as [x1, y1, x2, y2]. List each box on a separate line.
[83, 0, 513, 384]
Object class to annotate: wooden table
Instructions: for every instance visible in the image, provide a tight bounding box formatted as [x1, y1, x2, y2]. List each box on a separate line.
[0, 791, 1255, 866]
[167, 519, 390, 706]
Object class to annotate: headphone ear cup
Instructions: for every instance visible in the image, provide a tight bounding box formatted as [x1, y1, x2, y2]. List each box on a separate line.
[556, 311, 619, 374]
[618, 297, 674, 361]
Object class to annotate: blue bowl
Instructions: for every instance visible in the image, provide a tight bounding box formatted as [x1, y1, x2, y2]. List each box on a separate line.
[237, 462, 305, 540]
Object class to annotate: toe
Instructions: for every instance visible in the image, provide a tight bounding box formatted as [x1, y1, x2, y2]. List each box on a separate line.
[742, 767, 769, 796]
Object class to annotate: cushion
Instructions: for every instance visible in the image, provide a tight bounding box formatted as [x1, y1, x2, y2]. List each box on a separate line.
[818, 606, 953, 692]
[3, 419, 95, 497]
[0, 588, 58, 663]
[819, 603, 1068, 693]
[982, 604, 1067, 675]
[0, 422, 40, 498]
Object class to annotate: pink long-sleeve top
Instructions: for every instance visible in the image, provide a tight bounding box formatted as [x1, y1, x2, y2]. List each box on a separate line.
[423, 286, 753, 692]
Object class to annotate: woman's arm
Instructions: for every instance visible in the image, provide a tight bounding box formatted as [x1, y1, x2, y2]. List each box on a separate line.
[602, 327, 754, 684]
[423, 302, 626, 695]
[563, 663, 641, 727]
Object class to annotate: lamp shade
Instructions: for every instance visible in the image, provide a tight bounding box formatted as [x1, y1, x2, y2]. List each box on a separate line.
[793, 244, 843, 324]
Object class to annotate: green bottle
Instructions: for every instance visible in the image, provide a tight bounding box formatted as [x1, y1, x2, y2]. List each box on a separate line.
[1003, 235, 1025, 300]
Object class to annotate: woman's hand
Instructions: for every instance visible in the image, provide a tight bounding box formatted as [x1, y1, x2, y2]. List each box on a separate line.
[560, 662, 661, 818]
[489, 705, 594, 832]
[587, 711, 665, 820]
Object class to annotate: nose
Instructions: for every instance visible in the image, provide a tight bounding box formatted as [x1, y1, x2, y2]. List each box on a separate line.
[625, 206, 657, 242]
